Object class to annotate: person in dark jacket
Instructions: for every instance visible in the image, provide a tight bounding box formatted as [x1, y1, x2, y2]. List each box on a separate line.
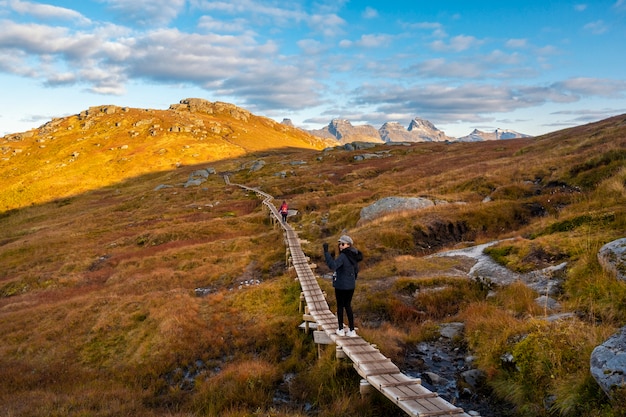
[323, 235, 363, 337]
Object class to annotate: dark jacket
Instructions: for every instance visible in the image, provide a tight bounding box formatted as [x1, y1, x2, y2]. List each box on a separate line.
[324, 246, 363, 290]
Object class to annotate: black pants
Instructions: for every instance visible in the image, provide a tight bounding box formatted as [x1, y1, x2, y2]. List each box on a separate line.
[335, 288, 355, 330]
[281, 213, 287, 222]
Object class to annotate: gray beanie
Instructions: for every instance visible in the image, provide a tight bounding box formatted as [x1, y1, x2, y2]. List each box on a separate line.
[338, 235, 353, 245]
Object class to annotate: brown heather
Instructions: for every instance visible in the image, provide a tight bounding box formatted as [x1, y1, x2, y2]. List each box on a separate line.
[1, 103, 625, 416]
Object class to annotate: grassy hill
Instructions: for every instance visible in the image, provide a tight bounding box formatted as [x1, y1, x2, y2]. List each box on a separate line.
[1, 103, 625, 417]
[0, 98, 334, 211]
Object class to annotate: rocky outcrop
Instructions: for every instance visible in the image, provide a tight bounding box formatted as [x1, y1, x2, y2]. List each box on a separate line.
[431, 240, 567, 296]
[598, 238, 626, 281]
[590, 238, 626, 396]
[378, 122, 416, 142]
[380, 118, 452, 143]
[359, 196, 435, 223]
[309, 119, 383, 144]
[457, 128, 531, 142]
[170, 98, 251, 122]
[184, 167, 216, 187]
[428, 236, 626, 398]
[591, 325, 626, 397]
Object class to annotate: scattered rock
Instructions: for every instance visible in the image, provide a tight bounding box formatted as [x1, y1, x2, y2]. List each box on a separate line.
[590, 325, 626, 397]
[440, 322, 464, 339]
[359, 196, 435, 222]
[461, 369, 486, 390]
[431, 240, 567, 295]
[249, 160, 266, 172]
[154, 184, 174, 191]
[183, 167, 216, 187]
[598, 238, 626, 281]
[535, 295, 560, 311]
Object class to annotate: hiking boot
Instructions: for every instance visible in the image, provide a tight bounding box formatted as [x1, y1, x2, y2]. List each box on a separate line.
[346, 329, 357, 337]
[336, 328, 345, 337]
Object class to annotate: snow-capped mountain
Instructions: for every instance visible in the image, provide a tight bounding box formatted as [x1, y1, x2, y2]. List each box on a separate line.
[456, 128, 532, 142]
[284, 117, 532, 143]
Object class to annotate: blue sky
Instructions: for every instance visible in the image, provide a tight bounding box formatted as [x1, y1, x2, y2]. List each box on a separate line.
[1, 0, 625, 138]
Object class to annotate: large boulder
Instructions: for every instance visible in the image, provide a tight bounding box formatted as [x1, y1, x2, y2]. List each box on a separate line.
[359, 196, 434, 223]
[590, 325, 626, 396]
[598, 238, 626, 281]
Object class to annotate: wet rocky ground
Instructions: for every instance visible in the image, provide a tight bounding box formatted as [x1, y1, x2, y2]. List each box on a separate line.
[403, 335, 516, 417]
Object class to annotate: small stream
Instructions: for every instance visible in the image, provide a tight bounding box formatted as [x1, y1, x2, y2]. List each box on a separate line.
[403, 336, 515, 417]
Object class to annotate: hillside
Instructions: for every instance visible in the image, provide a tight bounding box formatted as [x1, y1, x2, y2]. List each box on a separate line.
[0, 106, 625, 417]
[0, 98, 335, 211]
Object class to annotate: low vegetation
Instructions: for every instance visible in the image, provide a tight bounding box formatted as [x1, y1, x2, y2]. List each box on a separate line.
[1, 104, 625, 416]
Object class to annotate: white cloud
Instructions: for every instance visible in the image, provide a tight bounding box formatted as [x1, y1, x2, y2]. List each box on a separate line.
[584, 20, 609, 34]
[9, 0, 91, 24]
[362, 7, 378, 19]
[342, 76, 626, 127]
[431, 35, 483, 52]
[413, 58, 486, 79]
[297, 39, 327, 55]
[554, 77, 626, 97]
[574, 4, 587, 12]
[614, 0, 626, 12]
[102, 0, 186, 26]
[197, 16, 249, 33]
[506, 38, 528, 49]
[354, 33, 392, 48]
[406, 21, 447, 38]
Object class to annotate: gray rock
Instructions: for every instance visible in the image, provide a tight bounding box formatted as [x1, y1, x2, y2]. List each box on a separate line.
[431, 240, 566, 295]
[190, 169, 210, 179]
[423, 371, 448, 386]
[249, 160, 266, 172]
[535, 295, 561, 311]
[598, 238, 626, 281]
[545, 312, 576, 322]
[590, 325, 626, 396]
[154, 184, 174, 191]
[440, 322, 464, 339]
[184, 179, 205, 188]
[460, 369, 486, 390]
[359, 196, 435, 222]
[353, 153, 383, 161]
[184, 168, 216, 187]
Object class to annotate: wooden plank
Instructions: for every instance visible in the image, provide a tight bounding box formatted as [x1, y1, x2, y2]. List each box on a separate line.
[416, 409, 465, 417]
[313, 330, 333, 345]
[351, 357, 391, 365]
[378, 379, 422, 388]
[354, 362, 401, 377]
[396, 392, 438, 401]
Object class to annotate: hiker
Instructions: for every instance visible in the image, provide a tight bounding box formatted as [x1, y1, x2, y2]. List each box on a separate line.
[323, 235, 363, 337]
[279, 200, 288, 223]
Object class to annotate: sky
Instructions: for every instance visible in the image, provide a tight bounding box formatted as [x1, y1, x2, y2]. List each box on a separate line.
[1, 1, 626, 138]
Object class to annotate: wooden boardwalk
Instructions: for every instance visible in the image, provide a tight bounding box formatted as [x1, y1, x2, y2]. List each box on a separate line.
[227, 177, 470, 417]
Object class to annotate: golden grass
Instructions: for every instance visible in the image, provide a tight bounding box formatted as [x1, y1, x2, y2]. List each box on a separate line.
[1, 110, 626, 416]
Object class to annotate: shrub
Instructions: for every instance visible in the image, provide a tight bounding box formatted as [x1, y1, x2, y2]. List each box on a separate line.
[192, 360, 280, 414]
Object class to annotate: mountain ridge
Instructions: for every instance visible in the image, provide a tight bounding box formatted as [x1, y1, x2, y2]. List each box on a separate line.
[0, 98, 336, 211]
[284, 117, 530, 143]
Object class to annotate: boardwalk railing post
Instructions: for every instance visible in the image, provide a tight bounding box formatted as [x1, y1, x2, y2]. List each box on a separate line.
[336, 346, 347, 360]
[359, 379, 372, 397]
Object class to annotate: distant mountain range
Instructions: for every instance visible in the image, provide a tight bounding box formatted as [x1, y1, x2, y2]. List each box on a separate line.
[282, 117, 532, 143]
